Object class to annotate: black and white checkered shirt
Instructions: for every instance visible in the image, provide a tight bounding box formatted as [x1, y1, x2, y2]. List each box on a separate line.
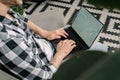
[0, 9, 56, 80]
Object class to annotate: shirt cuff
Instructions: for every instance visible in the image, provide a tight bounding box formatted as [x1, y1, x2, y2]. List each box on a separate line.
[48, 63, 57, 73]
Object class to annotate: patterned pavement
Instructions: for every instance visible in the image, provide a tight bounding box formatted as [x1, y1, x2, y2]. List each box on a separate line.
[24, 0, 120, 52]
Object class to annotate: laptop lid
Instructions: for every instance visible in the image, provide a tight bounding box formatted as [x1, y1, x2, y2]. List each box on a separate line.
[71, 7, 103, 47]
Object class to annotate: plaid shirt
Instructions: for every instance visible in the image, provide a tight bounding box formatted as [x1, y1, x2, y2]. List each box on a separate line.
[0, 9, 57, 80]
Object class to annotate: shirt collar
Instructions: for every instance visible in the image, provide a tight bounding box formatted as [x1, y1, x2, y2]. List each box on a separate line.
[8, 9, 18, 18]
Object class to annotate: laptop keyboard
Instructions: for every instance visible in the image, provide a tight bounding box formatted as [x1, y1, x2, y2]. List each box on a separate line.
[64, 27, 86, 51]
[51, 27, 89, 53]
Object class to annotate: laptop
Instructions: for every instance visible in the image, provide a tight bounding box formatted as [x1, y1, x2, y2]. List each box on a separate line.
[51, 7, 103, 53]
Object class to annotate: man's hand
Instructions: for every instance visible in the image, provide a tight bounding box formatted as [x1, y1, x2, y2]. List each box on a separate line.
[27, 21, 68, 40]
[44, 29, 68, 40]
[50, 39, 76, 69]
[56, 39, 76, 58]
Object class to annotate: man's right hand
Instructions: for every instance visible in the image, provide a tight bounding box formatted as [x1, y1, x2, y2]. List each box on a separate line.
[50, 39, 76, 69]
[56, 39, 76, 59]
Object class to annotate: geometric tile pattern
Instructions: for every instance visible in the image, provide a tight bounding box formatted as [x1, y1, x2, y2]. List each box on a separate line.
[24, 0, 120, 52]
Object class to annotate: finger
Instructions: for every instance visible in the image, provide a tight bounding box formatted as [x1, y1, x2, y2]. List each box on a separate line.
[71, 44, 76, 49]
[68, 40, 76, 44]
[57, 31, 67, 38]
[59, 40, 64, 44]
[60, 29, 69, 36]
[62, 39, 69, 43]
[57, 29, 69, 38]
[56, 35, 61, 39]
[57, 40, 63, 47]
[68, 40, 76, 49]
[69, 40, 76, 47]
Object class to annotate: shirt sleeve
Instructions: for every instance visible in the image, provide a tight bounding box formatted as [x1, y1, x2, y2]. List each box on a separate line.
[10, 8, 28, 22]
[19, 14, 28, 22]
[16, 11, 28, 22]
[0, 37, 57, 80]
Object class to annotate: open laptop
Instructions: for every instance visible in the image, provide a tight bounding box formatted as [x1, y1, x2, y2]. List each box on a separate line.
[51, 7, 103, 53]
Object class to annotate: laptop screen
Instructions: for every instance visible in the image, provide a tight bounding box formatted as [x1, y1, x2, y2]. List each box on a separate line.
[72, 7, 103, 47]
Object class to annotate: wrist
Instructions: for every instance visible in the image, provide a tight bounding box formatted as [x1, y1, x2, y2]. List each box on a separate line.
[50, 52, 64, 69]
[56, 52, 66, 60]
[38, 29, 48, 38]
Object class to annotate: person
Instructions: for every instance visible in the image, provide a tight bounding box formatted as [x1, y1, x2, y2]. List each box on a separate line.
[0, 0, 76, 80]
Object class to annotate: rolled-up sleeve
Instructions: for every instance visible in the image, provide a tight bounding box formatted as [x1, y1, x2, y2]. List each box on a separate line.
[0, 37, 57, 80]
[19, 15, 28, 22]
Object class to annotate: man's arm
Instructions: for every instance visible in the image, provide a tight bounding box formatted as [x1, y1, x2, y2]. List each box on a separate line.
[50, 39, 76, 69]
[26, 20, 48, 38]
[26, 20, 68, 40]
[26, 20, 76, 69]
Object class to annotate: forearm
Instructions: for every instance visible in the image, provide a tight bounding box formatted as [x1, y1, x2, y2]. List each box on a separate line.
[50, 52, 64, 69]
[27, 20, 48, 37]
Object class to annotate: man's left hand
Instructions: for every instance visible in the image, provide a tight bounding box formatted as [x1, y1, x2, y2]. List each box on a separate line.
[45, 29, 68, 40]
